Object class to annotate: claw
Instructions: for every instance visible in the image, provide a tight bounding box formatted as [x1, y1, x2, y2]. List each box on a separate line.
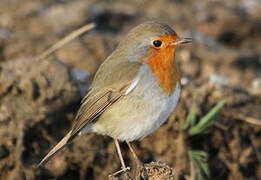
[108, 166, 131, 177]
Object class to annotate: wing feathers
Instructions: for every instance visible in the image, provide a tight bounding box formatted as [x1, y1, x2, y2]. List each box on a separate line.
[38, 61, 141, 166]
[38, 130, 72, 167]
[70, 90, 122, 138]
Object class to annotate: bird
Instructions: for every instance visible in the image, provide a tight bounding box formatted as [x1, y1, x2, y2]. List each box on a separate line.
[38, 21, 192, 174]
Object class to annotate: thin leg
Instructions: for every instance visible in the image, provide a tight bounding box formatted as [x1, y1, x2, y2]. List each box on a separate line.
[113, 139, 131, 179]
[114, 139, 127, 169]
[126, 142, 143, 166]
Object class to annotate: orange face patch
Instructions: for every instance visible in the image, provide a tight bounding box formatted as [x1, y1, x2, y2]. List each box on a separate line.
[141, 35, 180, 95]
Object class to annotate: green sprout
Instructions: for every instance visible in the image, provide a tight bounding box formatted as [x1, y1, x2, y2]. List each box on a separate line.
[184, 100, 226, 136]
[182, 108, 197, 131]
[188, 150, 210, 180]
[183, 100, 226, 180]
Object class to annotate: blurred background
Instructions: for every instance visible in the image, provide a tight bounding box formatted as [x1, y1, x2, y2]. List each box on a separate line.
[0, 0, 260, 179]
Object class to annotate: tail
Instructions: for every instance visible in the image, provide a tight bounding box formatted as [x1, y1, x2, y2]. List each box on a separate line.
[38, 130, 72, 167]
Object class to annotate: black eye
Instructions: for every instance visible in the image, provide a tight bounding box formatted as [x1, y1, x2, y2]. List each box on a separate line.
[153, 40, 162, 47]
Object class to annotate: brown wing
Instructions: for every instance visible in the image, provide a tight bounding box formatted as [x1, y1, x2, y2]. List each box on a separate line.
[38, 86, 130, 167]
[38, 61, 141, 166]
[70, 61, 142, 139]
[70, 87, 127, 138]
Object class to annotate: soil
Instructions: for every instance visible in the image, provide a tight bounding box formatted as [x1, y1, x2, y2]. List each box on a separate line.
[0, 0, 260, 180]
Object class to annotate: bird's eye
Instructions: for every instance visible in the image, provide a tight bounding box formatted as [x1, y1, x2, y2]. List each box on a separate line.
[152, 40, 162, 48]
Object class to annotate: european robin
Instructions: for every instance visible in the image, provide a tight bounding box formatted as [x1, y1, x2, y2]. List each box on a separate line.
[38, 21, 192, 174]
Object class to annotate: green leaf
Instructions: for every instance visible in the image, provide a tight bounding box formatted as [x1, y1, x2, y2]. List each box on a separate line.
[183, 108, 197, 130]
[188, 150, 210, 180]
[188, 100, 226, 136]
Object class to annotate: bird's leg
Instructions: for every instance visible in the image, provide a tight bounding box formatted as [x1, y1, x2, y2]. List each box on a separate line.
[126, 142, 144, 179]
[126, 142, 143, 168]
[112, 139, 131, 179]
[115, 139, 128, 169]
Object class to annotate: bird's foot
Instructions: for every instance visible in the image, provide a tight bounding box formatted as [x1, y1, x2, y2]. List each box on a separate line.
[108, 167, 132, 180]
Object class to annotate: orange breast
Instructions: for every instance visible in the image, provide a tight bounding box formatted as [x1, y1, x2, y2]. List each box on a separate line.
[141, 36, 180, 95]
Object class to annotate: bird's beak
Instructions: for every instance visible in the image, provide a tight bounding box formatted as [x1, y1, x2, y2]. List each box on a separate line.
[172, 37, 192, 46]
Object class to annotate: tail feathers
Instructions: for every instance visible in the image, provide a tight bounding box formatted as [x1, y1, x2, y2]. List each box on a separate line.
[38, 130, 72, 167]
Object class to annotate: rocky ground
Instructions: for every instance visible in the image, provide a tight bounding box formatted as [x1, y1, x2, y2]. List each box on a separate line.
[0, 0, 260, 179]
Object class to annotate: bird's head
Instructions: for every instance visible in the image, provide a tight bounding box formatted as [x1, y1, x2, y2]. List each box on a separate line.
[117, 21, 192, 94]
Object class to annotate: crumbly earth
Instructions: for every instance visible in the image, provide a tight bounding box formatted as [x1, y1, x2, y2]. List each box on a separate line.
[0, 0, 260, 180]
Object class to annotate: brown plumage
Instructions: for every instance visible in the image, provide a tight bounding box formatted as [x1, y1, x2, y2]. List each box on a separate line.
[38, 21, 192, 170]
[38, 62, 141, 166]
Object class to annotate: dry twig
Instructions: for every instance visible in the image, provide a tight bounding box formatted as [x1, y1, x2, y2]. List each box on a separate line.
[224, 112, 261, 126]
[35, 23, 95, 61]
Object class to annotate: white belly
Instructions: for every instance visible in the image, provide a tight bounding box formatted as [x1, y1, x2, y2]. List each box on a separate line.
[119, 84, 181, 141]
[89, 66, 181, 141]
